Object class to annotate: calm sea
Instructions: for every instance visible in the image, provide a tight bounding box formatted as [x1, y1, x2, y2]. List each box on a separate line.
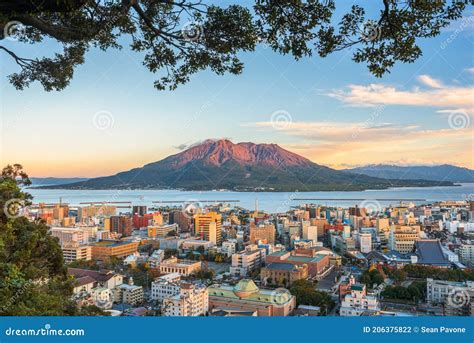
[27, 184, 474, 213]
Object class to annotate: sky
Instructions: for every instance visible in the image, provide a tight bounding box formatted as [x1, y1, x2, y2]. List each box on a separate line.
[1, 1, 473, 178]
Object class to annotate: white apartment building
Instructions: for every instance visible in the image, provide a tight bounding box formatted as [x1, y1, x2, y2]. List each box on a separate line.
[339, 283, 380, 316]
[222, 239, 237, 257]
[458, 244, 474, 267]
[426, 278, 474, 304]
[162, 283, 208, 316]
[359, 233, 372, 253]
[302, 225, 318, 242]
[229, 245, 266, 277]
[114, 278, 144, 306]
[151, 273, 181, 301]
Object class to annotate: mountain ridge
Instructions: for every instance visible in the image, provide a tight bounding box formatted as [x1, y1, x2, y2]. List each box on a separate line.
[34, 139, 455, 191]
[344, 164, 474, 183]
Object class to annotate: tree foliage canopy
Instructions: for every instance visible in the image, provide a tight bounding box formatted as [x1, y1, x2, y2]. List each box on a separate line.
[0, 0, 466, 91]
[0, 164, 102, 315]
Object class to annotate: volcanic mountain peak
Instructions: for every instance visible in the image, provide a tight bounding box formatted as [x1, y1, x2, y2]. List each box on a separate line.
[156, 139, 315, 168]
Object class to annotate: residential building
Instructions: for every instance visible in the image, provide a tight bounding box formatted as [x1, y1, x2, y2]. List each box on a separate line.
[114, 278, 144, 306]
[162, 283, 208, 316]
[339, 282, 380, 316]
[249, 223, 275, 245]
[222, 239, 237, 257]
[230, 245, 266, 277]
[62, 242, 92, 263]
[104, 216, 132, 236]
[151, 273, 181, 301]
[360, 233, 372, 253]
[459, 244, 474, 267]
[68, 268, 123, 290]
[147, 224, 178, 238]
[388, 225, 420, 253]
[426, 278, 474, 305]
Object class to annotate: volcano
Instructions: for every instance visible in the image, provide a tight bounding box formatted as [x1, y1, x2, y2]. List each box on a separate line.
[40, 139, 453, 191]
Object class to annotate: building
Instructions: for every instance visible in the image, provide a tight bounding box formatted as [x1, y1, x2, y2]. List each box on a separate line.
[194, 212, 222, 245]
[339, 282, 380, 316]
[208, 279, 295, 316]
[261, 263, 308, 287]
[359, 233, 372, 253]
[77, 205, 116, 222]
[459, 244, 474, 267]
[114, 278, 144, 306]
[230, 245, 266, 277]
[104, 216, 132, 236]
[159, 257, 202, 276]
[50, 227, 90, 246]
[181, 239, 214, 251]
[388, 226, 420, 253]
[132, 205, 147, 216]
[62, 242, 92, 263]
[426, 278, 474, 306]
[90, 240, 139, 260]
[162, 283, 208, 316]
[147, 224, 178, 238]
[169, 210, 192, 232]
[68, 268, 123, 290]
[266, 249, 330, 278]
[412, 240, 450, 267]
[222, 239, 237, 257]
[249, 223, 275, 245]
[302, 224, 318, 242]
[151, 273, 181, 301]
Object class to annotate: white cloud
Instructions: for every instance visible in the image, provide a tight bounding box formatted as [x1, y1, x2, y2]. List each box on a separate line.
[326, 75, 474, 115]
[417, 75, 444, 89]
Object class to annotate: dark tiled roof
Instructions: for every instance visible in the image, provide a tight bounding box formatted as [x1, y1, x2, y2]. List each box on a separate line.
[68, 268, 117, 283]
[414, 240, 450, 266]
[73, 275, 96, 287]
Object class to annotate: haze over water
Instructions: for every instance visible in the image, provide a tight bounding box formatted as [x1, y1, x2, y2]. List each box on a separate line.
[28, 184, 474, 213]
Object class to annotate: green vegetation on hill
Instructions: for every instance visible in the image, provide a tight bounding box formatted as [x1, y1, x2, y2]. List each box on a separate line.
[0, 164, 103, 316]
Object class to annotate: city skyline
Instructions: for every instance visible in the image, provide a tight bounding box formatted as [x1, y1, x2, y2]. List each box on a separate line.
[1, 2, 473, 177]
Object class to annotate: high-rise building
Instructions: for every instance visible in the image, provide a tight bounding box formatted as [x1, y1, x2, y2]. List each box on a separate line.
[169, 210, 192, 232]
[194, 212, 222, 245]
[105, 215, 132, 236]
[132, 205, 147, 216]
[249, 223, 275, 245]
[359, 233, 372, 253]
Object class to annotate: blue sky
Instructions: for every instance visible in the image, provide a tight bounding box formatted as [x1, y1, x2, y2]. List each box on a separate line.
[1, 1, 473, 177]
